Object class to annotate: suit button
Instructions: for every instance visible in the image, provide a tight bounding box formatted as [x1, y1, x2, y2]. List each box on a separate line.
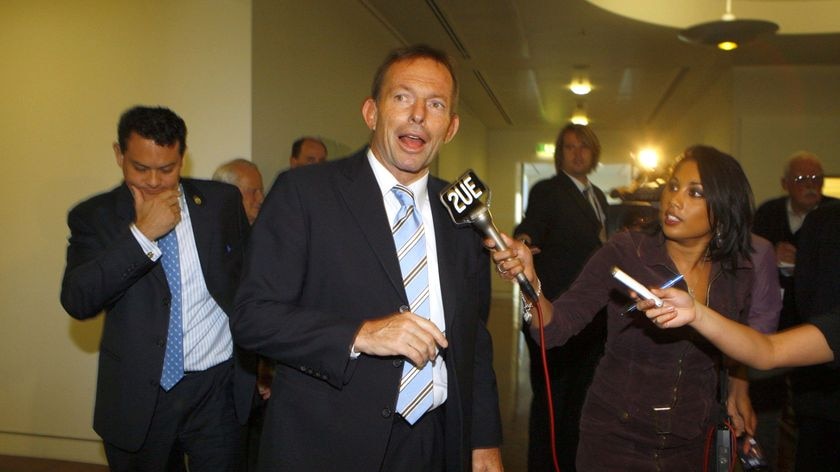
[162, 296, 171, 307]
[381, 407, 393, 418]
[620, 411, 631, 422]
[392, 359, 404, 368]
[156, 338, 165, 347]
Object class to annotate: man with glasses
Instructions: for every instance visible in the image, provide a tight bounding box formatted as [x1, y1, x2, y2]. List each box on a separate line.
[752, 151, 835, 470]
[754, 151, 834, 328]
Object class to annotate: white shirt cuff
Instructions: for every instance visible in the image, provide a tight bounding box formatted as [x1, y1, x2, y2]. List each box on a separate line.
[130, 223, 162, 261]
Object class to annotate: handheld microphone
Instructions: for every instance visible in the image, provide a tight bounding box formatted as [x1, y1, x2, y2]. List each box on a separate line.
[439, 170, 539, 302]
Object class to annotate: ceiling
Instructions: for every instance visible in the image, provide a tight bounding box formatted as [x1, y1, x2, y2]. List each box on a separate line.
[362, 0, 840, 132]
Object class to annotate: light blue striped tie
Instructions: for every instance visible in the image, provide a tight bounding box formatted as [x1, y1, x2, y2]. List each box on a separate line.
[391, 185, 434, 424]
[159, 229, 184, 391]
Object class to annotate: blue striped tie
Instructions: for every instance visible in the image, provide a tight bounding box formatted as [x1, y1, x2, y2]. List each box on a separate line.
[159, 229, 184, 391]
[391, 185, 434, 424]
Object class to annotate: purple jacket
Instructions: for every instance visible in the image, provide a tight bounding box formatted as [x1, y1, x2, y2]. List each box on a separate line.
[533, 230, 753, 445]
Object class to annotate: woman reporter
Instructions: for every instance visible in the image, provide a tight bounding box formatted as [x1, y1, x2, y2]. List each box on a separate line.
[492, 145, 756, 470]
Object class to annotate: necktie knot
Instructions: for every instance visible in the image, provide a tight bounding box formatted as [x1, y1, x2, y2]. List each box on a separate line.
[392, 184, 415, 211]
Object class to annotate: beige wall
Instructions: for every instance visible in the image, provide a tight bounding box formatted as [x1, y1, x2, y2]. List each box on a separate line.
[251, 1, 489, 186]
[0, 0, 251, 464]
[733, 66, 840, 205]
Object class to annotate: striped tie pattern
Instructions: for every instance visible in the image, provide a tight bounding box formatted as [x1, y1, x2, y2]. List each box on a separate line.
[159, 229, 184, 391]
[391, 185, 434, 424]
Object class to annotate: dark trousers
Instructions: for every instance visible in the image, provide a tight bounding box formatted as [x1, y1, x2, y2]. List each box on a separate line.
[380, 406, 445, 472]
[524, 311, 606, 472]
[794, 415, 840, 472]
[104, 359, 241, 472]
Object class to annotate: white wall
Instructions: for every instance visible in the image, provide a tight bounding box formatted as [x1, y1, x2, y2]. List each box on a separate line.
[0, 0, 251, 464]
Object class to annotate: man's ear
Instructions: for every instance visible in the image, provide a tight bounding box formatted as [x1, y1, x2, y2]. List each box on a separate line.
[362, 98, 377, 131]
[781, 176, 790, 193]
[113, 142, 123, 167]
[443, 113, 460, 144]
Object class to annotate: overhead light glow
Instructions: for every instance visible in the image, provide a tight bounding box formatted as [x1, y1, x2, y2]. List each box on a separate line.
[717, 41, 738, 51]
[637, 148, 660, 171]
[569, 80, 592, 95]
[571, 113, 589, 126]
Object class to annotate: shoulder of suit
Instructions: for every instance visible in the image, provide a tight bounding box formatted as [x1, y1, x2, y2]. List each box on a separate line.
[755, 196, 787, 214]
[67, 183, 127, 217]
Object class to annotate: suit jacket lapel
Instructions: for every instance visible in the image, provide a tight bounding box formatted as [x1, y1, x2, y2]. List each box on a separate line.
[558, 174, 601, 229]
[336, 151, 406, 299]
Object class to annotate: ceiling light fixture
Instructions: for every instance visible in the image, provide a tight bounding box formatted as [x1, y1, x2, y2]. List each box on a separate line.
[678, 0, 778, 51]
[568, 65, 593, 95]
[569, 79, 592, 96]
[570, 102, 589, 126]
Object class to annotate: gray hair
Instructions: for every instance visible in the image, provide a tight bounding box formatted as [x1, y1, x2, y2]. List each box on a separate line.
[212, 158, 259, 185]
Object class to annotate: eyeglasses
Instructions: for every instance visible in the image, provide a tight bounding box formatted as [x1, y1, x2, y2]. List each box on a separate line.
[790, 174, 824, 186]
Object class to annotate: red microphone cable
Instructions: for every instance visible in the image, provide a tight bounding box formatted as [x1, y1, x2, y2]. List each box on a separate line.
[532, 298, 561, 472]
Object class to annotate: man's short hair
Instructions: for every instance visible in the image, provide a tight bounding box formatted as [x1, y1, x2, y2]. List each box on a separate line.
[370, 44, 459, 111]
[213, 158, 259, 185]
[117, 106, 187, 155]
[291, 137, 327, 158]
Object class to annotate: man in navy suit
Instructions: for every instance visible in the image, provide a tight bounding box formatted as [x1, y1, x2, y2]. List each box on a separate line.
[233, 45, 503, 471]
[61, 106, 254, 471]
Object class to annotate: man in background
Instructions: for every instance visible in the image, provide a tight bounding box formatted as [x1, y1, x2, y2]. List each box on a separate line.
[514, 123, 609, 471]
[61, 106, 254, 471]
[289, 136, 327, 168]
[752, 151, 835, 470]
[754, 151, 835, 329]
[213, 158, 265, 225]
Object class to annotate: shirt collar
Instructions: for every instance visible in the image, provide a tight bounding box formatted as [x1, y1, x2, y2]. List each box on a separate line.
[366, 148, 429, 208]
[562, 170, 589, 192]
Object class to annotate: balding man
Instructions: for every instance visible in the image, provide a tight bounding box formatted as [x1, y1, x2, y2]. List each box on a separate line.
[213, 159, 265, 225]
[289, 136, 327, 169]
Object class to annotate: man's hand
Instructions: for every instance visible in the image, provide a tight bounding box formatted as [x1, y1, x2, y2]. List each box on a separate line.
[353, 312, 447, 368]
[472, 447, 503, 472]
[256, 357, 274, 401]
[775, 241, 796, 266]
[130, 185, 181, 240]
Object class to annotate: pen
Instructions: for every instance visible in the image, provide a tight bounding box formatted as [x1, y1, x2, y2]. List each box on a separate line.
[620, 273, 684, 314]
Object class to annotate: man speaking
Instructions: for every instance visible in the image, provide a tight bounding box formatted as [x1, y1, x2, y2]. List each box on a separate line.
[232, 45, 503, 471]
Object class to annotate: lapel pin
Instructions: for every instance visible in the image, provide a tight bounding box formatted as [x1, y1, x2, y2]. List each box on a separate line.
[193, 195, 202, 205]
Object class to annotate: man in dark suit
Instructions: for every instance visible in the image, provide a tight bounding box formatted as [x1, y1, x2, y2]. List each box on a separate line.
[232, 45, 502, 472]
[792, 201, 840, 471]
[514, 123, 608, 471]
[752, 151, 835, 469]
[61, 106, 255, 471]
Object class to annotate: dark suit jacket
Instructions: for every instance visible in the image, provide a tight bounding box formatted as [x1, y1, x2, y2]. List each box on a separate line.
[753, 195, 838, 328]
[232, 149, 502, 472]
[515, 173, 608, 299]
[60, 179, 255, 451]
[793, 202, 840, 421]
